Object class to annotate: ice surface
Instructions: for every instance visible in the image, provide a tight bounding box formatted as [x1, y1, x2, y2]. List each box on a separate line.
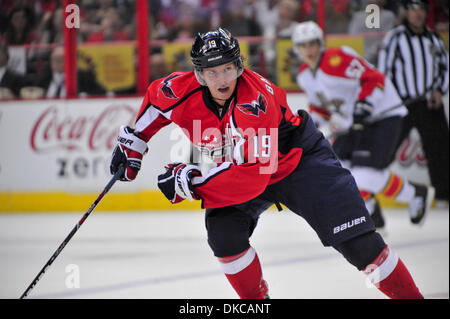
[0, 208, 448, 299]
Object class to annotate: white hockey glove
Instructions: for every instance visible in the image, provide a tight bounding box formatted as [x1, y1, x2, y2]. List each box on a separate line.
[318, 122, 332, 139]
[157, 163, 202, 204]
[110, 125, 148, 181]
[319, 112, 351, 138]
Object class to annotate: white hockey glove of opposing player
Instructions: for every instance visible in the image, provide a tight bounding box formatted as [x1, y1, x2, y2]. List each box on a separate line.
[319, 112, 351, 139]
[157, 163, 202, 204]
[353, 100, 374, 129]
[110, 125, 148, 181]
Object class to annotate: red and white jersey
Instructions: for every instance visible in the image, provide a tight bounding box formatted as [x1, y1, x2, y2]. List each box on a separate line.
[134, 69, 304, 208]
[296, 46, 407, 129]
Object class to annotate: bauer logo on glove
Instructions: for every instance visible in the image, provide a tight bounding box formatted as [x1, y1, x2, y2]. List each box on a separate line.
[117, 136, 135, 147]
[110, 125, 148, 181]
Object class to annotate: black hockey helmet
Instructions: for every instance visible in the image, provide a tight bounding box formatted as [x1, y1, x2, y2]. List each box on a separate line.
[190, 28, 243, 70]
[402, 0, 429, 10]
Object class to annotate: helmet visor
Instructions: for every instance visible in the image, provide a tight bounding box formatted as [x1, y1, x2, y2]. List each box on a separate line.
[198, 63, 240, 86]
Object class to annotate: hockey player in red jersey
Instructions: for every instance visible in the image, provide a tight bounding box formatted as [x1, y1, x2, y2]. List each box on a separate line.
[291, 21, 435, 230]
[110, 28, 424, 299]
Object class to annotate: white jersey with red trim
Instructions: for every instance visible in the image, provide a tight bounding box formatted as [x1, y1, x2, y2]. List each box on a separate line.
[296, 46, 407, 129]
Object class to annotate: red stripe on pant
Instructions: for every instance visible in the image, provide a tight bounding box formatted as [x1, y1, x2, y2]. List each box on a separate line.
[382, 174, 403, 198]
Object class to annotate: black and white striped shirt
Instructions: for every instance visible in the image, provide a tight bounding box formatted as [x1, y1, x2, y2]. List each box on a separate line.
[378, 23, 449, 100]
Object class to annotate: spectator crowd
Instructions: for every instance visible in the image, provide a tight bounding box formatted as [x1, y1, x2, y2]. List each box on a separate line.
[0, 0, 448, 98]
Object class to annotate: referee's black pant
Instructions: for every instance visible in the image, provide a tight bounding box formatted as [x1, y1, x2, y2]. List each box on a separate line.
[395, 98, 449, 201]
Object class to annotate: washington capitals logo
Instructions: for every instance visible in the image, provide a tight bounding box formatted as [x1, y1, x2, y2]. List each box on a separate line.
[237, 92, 267, 117]
[159, 73, 182, 99]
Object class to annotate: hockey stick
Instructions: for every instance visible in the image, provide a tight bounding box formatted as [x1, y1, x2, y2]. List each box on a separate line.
[19, 164, 125, 299]
[364, 87, 439, 124]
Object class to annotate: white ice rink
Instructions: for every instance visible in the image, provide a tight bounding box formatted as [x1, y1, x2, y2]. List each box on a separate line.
[1, 207, 448, 299]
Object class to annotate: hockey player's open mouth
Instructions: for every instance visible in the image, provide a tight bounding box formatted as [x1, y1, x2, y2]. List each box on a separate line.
[218, 87, 230, 93]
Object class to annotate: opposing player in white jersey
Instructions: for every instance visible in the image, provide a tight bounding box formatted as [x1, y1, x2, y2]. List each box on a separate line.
[292, 21, 435, 229]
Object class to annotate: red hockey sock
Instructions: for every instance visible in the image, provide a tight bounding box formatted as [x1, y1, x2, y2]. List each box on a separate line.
[218, 247, 268, 299]
[364, 246, 423, 299]
[380, 173, 404, 199]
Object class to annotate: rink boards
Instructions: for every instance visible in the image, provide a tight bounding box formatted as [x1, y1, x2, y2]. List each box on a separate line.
[0, 94, 445, 212]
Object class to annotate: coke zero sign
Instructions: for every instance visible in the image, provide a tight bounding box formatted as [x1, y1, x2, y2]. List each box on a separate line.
[30, 103, 137, 153]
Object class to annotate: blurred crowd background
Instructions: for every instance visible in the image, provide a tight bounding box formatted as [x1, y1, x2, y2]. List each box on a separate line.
[0, 0, 449, 99]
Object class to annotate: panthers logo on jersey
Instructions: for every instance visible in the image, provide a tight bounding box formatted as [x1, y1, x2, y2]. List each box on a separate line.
[237, 92, 267, 117]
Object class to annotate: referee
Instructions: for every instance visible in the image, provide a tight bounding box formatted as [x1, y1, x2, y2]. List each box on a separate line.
[378, 0, 449, 203]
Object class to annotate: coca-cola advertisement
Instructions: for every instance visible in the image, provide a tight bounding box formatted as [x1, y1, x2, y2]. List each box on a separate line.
[0, 97, 177, 193]
[30, 103, 136, 154]
[390, 128, 431, 185]
[396, 131, 427, 168]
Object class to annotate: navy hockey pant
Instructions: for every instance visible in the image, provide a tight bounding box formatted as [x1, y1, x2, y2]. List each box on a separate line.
[205, 114, 386, 270]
